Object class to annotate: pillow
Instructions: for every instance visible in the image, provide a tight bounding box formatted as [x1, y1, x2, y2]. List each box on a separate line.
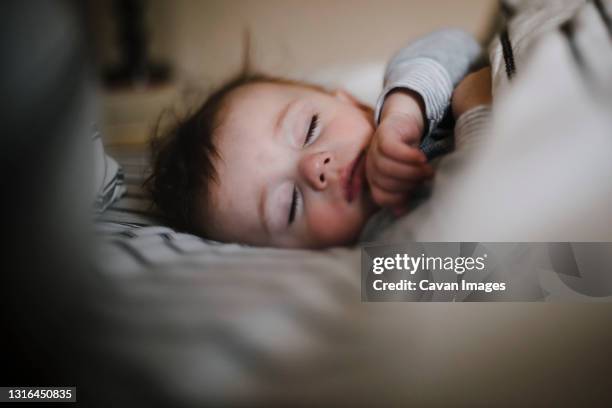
[92, 124, 126, 213]
[303, 62, 385, 106]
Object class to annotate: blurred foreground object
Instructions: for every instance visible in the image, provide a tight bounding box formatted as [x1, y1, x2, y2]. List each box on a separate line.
[1, 0, 95, 395]
[0, 1, 156, 405]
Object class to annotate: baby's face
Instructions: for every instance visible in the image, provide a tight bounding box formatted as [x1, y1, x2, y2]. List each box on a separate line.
[207, 81, 377, 248]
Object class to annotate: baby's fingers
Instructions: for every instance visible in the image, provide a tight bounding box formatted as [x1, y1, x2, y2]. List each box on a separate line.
[369, 153, 434, 182]
[374, 128, 427, 164]
[379, 113, 422, 146]
[370, 186, 408, 208]
[370, 175, 416, 193]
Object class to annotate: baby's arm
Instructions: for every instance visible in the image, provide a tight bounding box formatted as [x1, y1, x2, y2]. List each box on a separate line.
[451, 67, 492, 152]
[375, 28, 482, 133]
[367, 29, 482, 211]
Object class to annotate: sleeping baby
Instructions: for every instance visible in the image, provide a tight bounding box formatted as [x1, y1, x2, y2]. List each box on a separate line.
[146, 29, 492, 248]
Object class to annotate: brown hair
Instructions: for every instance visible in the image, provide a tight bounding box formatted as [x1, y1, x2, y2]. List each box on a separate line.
[145, 73, 280, 236]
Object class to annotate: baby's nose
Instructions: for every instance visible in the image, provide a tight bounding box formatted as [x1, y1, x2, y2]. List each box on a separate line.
[299, 151, 332, 190]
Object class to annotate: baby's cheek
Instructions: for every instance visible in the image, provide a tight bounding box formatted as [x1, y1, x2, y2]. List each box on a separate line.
[307, 204, 363, 246]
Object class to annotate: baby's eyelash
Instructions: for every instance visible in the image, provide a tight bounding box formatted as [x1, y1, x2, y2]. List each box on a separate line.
[303, 114, 319, 147]
[288, 113, 317, 226]
[288, 185, 300, 225]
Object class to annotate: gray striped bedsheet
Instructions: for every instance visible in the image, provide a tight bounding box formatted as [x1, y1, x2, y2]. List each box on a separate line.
[92, 145, 381, 406]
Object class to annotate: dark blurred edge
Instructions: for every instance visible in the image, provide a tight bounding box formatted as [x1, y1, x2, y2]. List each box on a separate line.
[0, 1, 166, 406]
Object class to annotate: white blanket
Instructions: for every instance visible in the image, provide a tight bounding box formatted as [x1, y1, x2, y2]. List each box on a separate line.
[378, 0, 612, 242]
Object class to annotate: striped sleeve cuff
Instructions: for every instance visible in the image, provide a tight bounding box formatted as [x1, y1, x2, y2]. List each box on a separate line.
[454, 105, 492, 150]
[374, 57, 453, 136]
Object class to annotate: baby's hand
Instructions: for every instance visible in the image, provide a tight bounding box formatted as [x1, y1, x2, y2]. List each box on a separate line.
[366, 89, 434, 213]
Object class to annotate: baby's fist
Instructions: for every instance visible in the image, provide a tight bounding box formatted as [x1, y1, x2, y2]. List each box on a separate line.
[366, 90, 433, 211]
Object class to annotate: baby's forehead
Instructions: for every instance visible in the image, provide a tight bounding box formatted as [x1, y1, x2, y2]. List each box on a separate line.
[216, 83, 301, 142]
[224, 80, 326, 114]
[220, 81, 328, 141]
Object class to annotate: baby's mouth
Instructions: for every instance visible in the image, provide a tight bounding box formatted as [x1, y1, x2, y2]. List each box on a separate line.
[342, 150, 366, 203]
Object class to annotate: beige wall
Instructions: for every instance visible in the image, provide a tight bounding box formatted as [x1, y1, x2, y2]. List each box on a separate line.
[94, 0, 497, 87]
[92, 0, 498, 144]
